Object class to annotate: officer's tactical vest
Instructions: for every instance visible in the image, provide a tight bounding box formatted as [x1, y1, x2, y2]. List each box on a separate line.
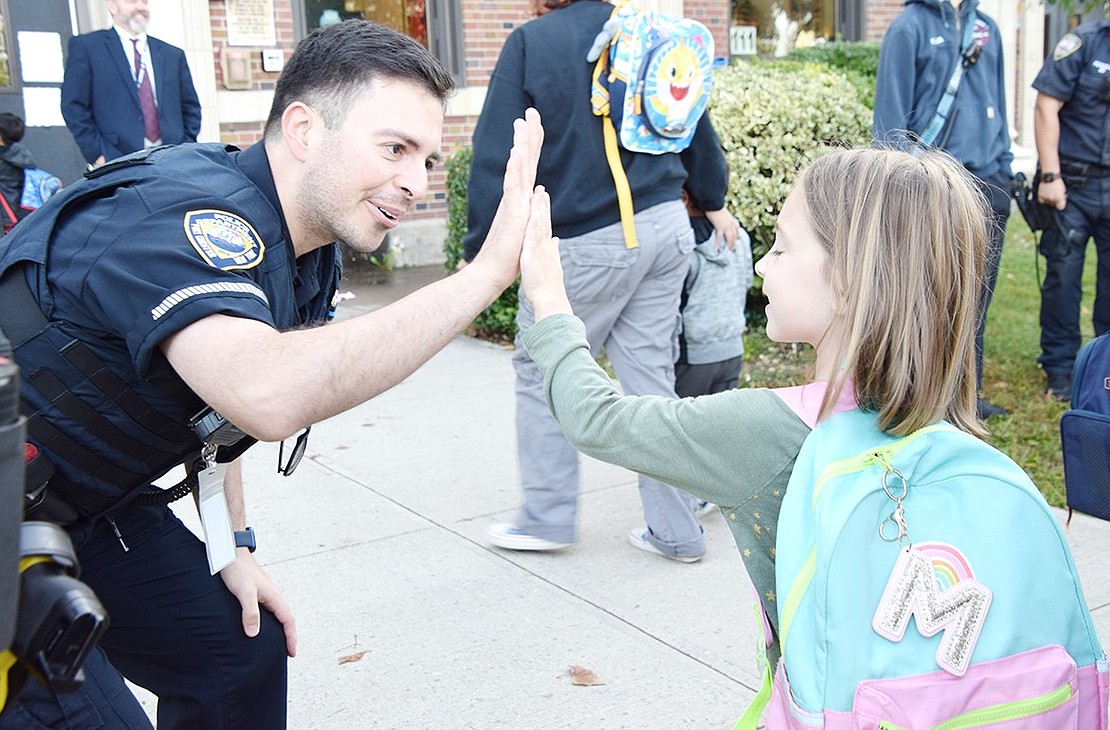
[0, 144, 340, 517]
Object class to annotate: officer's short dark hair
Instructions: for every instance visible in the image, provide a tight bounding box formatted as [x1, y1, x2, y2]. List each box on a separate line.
[264, 20, 454, 138]
[0, 113, 26, 145]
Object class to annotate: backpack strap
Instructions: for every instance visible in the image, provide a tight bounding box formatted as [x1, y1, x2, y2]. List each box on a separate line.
[733, 591, 776, 729]
[0, 194, 17, 233]
[589, 1, 639, 249]
[914, 10, 979, 152]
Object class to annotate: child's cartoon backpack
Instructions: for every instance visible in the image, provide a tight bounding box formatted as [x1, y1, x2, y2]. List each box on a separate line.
[738, 408, 1109, 729]
[1062, 333, 1110, 522]
[0, 168, 62, 235]
[585, 0, 716, 249]
[21, 168, 61, 211]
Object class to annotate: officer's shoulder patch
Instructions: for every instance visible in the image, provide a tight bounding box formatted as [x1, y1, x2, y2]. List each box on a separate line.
[1053, 33, 1082, 61]
[184, 209, 265, 270]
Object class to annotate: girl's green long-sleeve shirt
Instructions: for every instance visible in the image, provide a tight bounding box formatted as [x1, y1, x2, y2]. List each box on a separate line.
[523, 313, 812, 645]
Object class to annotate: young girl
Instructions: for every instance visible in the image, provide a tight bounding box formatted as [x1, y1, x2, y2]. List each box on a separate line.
[517, 149, 1106, 726]
[519, 147, 985, 648]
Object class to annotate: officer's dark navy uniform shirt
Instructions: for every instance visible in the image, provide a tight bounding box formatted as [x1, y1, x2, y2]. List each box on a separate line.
[0, 142, 340, 511]
[1033, 19, 1110, 169]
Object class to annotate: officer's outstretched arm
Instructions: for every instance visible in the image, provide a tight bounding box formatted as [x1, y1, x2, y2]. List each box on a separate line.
[162, 110, 545, 442]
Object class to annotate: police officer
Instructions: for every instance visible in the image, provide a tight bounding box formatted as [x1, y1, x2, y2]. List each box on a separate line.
[0, 20, 544, 730]
[1033, 19, 1110, 402]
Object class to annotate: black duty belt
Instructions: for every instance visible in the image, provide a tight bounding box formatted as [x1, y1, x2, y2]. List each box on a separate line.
[1061, 160, 1110, 178]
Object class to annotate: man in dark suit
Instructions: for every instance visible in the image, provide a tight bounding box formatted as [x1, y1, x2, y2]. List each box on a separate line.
[61, 0, 202, 168]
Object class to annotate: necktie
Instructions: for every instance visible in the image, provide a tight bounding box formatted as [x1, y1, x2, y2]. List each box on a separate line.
[131, 38, 161, 144]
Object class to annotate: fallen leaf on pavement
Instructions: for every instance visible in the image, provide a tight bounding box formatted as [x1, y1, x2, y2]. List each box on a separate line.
[569, 664, 604, 686]
[338, 651, 367, 664]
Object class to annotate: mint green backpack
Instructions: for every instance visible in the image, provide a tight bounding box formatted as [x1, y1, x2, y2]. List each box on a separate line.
[739, 408, 1108, 729]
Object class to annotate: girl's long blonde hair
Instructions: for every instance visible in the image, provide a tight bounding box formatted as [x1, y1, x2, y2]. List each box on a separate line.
[802, 148, 989, 438]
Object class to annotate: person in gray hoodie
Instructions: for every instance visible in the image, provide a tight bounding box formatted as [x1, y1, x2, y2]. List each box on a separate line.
[0, 112, 35, 219]
[873, 0, 1013, 420]
[675, 187, 752, 399]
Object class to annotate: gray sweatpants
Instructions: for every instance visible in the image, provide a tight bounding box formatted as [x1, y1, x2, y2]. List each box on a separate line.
[512, 200, 706, 559]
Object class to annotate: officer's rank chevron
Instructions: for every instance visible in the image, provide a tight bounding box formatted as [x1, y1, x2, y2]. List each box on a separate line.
[184, 210, 265, 270]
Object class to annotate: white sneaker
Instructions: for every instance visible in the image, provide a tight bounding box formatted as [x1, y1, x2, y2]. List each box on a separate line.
[487, 523, 573, 552]
[695, 500, 717, 519]
[627, 528, 702, 563]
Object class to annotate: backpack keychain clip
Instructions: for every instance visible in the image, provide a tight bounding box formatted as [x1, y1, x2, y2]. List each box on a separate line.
[875, 456, 912, 548]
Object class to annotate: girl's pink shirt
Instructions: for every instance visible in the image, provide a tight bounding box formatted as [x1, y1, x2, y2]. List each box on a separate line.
[772, 381, 857, 428]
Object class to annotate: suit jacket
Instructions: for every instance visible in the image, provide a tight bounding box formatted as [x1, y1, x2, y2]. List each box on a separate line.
[61, 29, 202, 165]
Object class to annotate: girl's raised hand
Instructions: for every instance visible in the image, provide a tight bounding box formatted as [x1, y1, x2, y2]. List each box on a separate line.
[520, 185, 571, 321]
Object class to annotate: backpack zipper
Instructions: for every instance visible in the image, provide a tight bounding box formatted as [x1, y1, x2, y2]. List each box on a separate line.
[876, 680, 1073, 730]
[810, 424, 951, 506]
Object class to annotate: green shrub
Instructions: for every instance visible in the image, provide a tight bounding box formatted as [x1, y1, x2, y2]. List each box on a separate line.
[710, 60, 872, 282]
[443, 145, 471, 271]
[786, 43, 880, 108]
[442, 144, 520, 343]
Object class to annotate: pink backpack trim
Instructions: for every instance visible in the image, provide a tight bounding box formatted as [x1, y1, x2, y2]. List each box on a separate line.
[765, 645, 1109, 730]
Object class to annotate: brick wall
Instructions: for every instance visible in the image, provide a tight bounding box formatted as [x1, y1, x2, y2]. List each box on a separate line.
[461, 0, 533, 88]
[209, 0, 298, 95]
[683, 0, 731, 60]
[209, 0, 298, 149]
[865, 0, 902, 42]
[220, 121, 273, 149]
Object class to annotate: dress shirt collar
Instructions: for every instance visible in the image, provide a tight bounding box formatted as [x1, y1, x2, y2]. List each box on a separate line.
[112, 24, 148, 50]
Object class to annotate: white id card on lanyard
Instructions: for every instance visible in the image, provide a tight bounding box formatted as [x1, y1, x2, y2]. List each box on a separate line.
[197, 459, 236, 574]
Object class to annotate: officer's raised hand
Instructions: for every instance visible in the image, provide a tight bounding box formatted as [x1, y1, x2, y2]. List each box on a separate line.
[464, 107, 544, 283]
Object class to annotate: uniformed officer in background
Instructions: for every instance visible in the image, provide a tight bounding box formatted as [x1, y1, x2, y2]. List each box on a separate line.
[1033, 18, 1110, 402]
[0, 19, 544, 730]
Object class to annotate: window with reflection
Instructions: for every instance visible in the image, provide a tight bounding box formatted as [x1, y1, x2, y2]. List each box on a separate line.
[304, 0, 424, 39]
[300, 1, 462, 84]
[731, 0, 835, 57]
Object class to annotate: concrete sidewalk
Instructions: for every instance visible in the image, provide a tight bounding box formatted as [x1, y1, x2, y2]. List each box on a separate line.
[145, 265, 1110, 728]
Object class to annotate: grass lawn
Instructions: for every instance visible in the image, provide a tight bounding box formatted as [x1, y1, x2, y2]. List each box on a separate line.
[741, 217, 1100, 507]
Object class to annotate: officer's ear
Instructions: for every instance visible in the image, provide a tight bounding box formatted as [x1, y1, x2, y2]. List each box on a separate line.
[281, 102, 318, 163]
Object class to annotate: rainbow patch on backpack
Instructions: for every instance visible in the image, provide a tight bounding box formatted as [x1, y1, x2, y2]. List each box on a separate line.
[184, 210, 264, 270]
[872, 542, 992, 677]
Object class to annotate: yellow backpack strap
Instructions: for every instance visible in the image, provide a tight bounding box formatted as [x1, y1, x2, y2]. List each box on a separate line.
[0, 648, 19, 713]
[600, 116, 638, 249]
[589, 7, 638, 249]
